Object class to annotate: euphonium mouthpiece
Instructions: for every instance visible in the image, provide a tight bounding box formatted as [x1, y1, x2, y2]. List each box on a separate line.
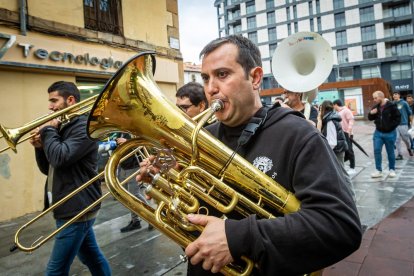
[211, 99, 224, 112]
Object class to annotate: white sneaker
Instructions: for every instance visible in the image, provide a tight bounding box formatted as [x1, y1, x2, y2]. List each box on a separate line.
[347, 168, 356, 175]
[371, 171, 383, 178]
[389, 170, 396, 178]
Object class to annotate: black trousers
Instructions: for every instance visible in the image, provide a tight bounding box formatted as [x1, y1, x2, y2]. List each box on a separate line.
[344, 132, 355, 169]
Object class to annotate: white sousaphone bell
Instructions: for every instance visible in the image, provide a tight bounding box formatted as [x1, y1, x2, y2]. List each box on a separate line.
[271, 31, 333, 118]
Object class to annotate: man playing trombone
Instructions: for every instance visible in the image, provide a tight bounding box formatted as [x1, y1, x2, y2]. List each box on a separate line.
[29, 81, 111, 275]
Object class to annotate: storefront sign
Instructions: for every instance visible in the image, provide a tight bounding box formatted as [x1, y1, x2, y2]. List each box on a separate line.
[0, 32, 123, 70]
[394, 84, 411, 91]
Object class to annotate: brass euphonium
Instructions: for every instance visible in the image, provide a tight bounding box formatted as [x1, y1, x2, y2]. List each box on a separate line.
[87, 52, 300, 275]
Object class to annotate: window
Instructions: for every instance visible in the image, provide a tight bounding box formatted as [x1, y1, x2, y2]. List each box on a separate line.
[387, 41, 413, 56]
[288, 23, 292, 35]
[266, 0, 274, 9]
[247, 16, 256, 29]
[337, 49, 348, 63]
[248, 31, 258, 44]
[246, 1, 255, 14]
[394, 23, 412, 36]
[362, 44, 377, 59]
[267, 11, 275, 24]
[333, 0, 344, 9]
[391, 62, 411, 80]
[269, 43, 277, 57]
[361, 25, 376, 41]
[359, 0, 371, 3]
[234, 24, 242, 33]
[309, 1, 313, 15]
[336, 30, 347, 46]
[360, 6, 374, 23]
[361, 66, 381, 79]
[335, 12, 345, 28]
[293, 5, 297, 19]
[77, 78, 106, 100]
[310, 18, 314, 31]
[317, 17, 322, 31]
[286, 7, 290, 20]
[316, 0, 320, 13]
[84, 0, 123, 35]
[268, 27, 277, 41]
[294, 22, 298, 32]
[338, 67, 353, 81]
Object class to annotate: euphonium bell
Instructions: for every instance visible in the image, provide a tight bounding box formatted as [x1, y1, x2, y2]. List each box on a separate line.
[87, 52, 300, 275]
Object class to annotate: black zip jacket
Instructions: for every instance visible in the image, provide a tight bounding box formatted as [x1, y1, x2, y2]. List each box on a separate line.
[321, 111, 348, 154]
[367, 101, 401, 133]
[35, 115, 102, 219]
[200, 106, 362, 275]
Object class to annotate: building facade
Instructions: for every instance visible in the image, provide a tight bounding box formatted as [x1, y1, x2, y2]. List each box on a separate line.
[214, 0, 414, 114]
[183, 62, 203, 84]
[0, 0, 183, 221]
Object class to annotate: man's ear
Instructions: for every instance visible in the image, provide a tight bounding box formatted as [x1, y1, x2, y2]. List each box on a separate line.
[250, 67, 263, 90]
[66, 95, 76, 105]
[198, 101, 206, 112]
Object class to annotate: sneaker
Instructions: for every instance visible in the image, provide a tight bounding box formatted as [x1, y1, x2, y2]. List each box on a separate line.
[371, 171, 383, 178]
[120, 220, 142, 233]
[389, 170, 396, 178]
[395, 155, 403, 160]
[347, 168, 356, 175]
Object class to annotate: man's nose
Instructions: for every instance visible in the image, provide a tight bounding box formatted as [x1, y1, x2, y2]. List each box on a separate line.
[204, 79, 218, 96]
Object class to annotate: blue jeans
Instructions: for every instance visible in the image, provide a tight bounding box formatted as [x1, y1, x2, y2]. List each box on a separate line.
[373, 129, 397, 171]
[46, 218, 111, 276]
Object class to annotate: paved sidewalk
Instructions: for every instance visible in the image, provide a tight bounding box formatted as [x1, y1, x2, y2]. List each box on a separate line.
[323, 121, 414, 276]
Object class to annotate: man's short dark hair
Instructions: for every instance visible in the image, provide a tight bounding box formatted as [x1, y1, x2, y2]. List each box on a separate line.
[332, 99, 343, 107]
[176, 82, 208, 107]
[48, 81, 81, 102]
[407, 94, 413, 98]
[199, 35, 262, 79]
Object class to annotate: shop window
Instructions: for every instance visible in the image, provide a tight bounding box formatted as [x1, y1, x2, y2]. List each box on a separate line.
[84, 0, 123, 36]
[76, 78, 107, 100]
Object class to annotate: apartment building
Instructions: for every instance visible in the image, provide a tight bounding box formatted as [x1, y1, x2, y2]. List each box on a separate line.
[214, 0, 414, 115]
[0, 0, 182, 221]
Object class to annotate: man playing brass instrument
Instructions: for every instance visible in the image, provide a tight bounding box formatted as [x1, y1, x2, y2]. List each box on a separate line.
[176, 82, 209, 118]
[29, 81, 111, 275]
[138, 36, 361, 275]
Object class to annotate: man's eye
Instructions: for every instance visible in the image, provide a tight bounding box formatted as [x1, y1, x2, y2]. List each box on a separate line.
[201, 75, 209, 83]
[217, 71, 228, 78]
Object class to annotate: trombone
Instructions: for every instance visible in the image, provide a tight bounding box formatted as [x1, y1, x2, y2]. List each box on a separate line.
[0, 95, 98, 154]
[11, 143, 149, 253]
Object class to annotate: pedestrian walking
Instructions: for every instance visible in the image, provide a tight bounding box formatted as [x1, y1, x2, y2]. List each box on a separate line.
[368, 91, 401, 178]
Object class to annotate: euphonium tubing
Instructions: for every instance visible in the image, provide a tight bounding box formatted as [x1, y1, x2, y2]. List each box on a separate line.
[87, 52, 301, 274]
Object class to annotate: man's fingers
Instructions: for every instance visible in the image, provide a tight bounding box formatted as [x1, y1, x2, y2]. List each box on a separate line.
[187, 214, 210, 226]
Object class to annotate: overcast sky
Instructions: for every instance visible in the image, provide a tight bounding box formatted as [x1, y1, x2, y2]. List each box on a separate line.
[177, 0, 218, 64]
